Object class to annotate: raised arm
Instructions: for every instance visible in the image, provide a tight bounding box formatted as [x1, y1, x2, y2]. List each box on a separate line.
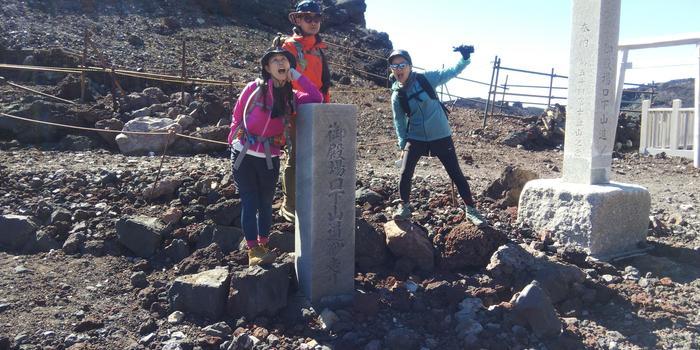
[293, 69, 324, 104]
[424, 57, 470, 88]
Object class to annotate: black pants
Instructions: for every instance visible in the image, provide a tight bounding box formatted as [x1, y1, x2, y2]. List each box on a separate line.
[399, 136, 474, 206]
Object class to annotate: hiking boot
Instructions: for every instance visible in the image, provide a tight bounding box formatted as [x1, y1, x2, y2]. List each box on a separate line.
[392, 203, 412, 221]
[248, 245, 275, 266]
[465, 205, 487, 227]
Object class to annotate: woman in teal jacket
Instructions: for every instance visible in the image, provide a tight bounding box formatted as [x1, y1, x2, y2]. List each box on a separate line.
[389, 46, 486, 227]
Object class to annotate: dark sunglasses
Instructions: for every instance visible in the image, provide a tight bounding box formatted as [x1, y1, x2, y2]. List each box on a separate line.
[389, 63, 409, 70]
[302, 14, 322, 23]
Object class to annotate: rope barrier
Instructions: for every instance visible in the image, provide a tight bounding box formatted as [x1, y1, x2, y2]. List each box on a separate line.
[332, 87, 388, 94]
[357, 139, 396, 147]
[0, 111, 234, 145]
[324, 41, 388, 61]
[0, 63, 84, 74]
[0, 112, 170, 136]
[0, 63, 243, 88]
[175, 132, 229, 146]
[0, 110, 399, 150]
[329, 62, 388, 80]
[4, 80, 77, 105]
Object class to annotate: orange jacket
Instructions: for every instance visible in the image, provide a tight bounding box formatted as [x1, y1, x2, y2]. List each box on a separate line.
[282, 34, 330, 103]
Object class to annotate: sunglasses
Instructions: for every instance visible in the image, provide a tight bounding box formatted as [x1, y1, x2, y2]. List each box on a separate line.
[302, 14, 322, 23]
[389, 63, 409, 70]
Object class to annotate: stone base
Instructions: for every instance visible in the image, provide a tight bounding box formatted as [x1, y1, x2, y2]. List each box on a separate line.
[517, 179, 650, 260]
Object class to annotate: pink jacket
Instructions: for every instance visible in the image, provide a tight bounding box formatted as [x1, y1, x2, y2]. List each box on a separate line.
[227, 75, 322, 156]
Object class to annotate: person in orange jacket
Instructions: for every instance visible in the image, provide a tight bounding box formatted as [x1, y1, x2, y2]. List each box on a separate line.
[278, 0, 332, 222]
[283, 0, 331, 103]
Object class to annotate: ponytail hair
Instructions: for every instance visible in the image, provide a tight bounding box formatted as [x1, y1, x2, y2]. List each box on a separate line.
[270, 82, 295, 119]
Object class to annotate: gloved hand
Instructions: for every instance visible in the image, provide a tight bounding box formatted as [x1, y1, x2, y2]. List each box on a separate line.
[453, 45, 475, 60]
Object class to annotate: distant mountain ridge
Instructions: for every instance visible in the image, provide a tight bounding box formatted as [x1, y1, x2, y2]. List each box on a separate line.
[622, 78, 695, 109]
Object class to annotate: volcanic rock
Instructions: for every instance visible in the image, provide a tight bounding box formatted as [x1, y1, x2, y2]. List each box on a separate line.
[484, 166, 539, 207]
[383, 220, 434, 271]
[205, 199, 242, 226]
[227, 255, 293, 319]
[144, 177, 183, 200]
[62, 232, 86, 255]
[356, 188, 383, 206]
[0, 214, 37, 251]
[196, 224, 242, 254]
[168, 267, 230, 319]
[486, 243, 586, 304]
[165, 239, 190, 262]
[176, 243, 225, 275]
[512, 281, 562, 338]
[115, 117, 181, 155]
[355, 218, 388, 270]
[115, 215, 166, 258]
[438, 222, 507, 270]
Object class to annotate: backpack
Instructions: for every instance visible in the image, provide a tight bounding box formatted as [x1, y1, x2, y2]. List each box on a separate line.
[397, 73, 451, 119]
[231, 80, 294, 171]
[292, 40, 331, 96]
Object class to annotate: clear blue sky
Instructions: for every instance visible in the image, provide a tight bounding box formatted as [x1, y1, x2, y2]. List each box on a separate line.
[365, 0, 699, 105]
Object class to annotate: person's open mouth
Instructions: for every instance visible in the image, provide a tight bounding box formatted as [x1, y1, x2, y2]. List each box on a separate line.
[278, 68, 287, 74]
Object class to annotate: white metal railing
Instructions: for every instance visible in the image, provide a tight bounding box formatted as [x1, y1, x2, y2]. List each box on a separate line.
[640, 99, 695, 158]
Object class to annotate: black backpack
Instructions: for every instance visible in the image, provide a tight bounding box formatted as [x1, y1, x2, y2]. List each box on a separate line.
[397, 73, 451, 119]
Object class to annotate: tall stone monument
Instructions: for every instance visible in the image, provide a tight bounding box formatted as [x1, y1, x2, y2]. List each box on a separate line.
[295, 104, 357, 305]
[518, 0, 651, 259]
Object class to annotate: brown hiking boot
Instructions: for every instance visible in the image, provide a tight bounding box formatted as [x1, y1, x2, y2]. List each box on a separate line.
[248, 245, 275, 266]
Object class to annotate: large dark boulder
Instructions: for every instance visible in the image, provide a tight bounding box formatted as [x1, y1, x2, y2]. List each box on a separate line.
[0, 215, 37, 251]
[512, 281, 562, 338]
[196, 224, 242, 254]
[168, 267, 230, 319]
[355, 218, 387, 270]
[437, 222, 507, 270]
[115, 216, 166, 257]
[324, 0, 367, 27]
[205, 199, 242, 226]
[176, 243, 225, 275]
[227, 255, 293, 319]
[0, 100, 81, 143]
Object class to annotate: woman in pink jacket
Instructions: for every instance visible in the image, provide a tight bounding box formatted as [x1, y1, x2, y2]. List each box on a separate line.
[228, 47, 323, 266]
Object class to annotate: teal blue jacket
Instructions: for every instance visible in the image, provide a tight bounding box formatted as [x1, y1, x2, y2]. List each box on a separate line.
[391, 58, 470, 149]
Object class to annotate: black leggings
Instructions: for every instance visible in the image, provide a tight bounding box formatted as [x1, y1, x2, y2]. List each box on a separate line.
[399, 136, 474, 206]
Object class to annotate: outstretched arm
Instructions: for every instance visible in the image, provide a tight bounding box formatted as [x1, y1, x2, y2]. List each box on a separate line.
[425, 56, 470, 88]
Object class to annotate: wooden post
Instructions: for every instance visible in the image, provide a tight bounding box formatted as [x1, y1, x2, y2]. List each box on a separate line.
[489, 57, 501, 117]
[181, 38, 186, 106]
[440, 64, 445, 101]
[228, 75, 234, 103]
[80, 29, 88, 103]
[546, 68, 555, 108]
[482, 55, 498, 128]
[501, 74, 508, 107]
